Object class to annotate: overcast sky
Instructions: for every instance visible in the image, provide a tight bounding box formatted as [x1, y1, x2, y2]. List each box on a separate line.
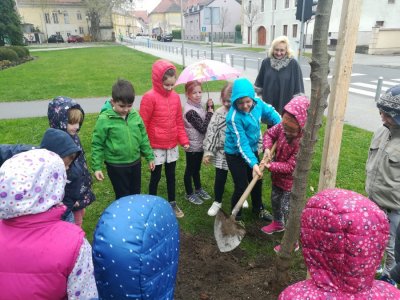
[136, 0, 161, 12]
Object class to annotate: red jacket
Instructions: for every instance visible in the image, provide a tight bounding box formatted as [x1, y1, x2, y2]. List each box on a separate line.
[140, 59, 189, 149]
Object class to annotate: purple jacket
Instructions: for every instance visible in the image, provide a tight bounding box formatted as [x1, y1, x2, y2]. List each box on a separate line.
[279, 189, 400, 299]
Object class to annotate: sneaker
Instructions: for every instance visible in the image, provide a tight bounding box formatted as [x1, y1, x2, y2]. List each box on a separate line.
[274, 242, 300, 253]
[259, 209, 273, 222]
[261, 221, 285, 235]
[207, 201, 222, 216]
[379, 275, 397, 287]
[195, 188, 211, 200]
[185, 193, 203, 205]
[242, 199, 249, 209]
[170, 202, 184, 218]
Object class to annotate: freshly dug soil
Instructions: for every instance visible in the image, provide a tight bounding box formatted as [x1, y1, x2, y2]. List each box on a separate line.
[175, 224, 307, 300]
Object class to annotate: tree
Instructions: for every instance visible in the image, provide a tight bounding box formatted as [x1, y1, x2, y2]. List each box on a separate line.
[270, 0, 333, 292]
[243, 1, 260, 47]
[219, 7, 229, 46]
[83, 0, 127, 41]
[0, 0, 24, 46]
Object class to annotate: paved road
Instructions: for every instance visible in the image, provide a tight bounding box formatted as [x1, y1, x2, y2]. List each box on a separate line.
[1, 41, 399, 132]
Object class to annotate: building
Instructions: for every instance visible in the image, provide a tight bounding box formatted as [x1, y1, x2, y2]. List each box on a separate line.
[242, 0, 400, 54]
[148, 0, 182, 36]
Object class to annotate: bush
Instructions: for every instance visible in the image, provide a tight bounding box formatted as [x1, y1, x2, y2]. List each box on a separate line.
[8, 46, 29, 59]
[172, 30, 181, 39]
[235, 24, 241, 32]
[0, 47, 18, 62]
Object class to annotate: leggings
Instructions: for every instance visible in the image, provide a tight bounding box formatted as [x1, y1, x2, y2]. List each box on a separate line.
[271, 185, 291, 225]
[149, 161, 176, 202]
[214, 168, 228, 203]
[184, 151, 204, 195]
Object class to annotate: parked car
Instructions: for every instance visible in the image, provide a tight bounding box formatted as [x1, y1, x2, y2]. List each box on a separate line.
[48, 34, 64, 43]
[157, 33, 173, 42]
[67, 35, 84, 43]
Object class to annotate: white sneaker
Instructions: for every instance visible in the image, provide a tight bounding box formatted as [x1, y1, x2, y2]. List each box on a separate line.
[207, 201, 222, 216]
[243, 200, 249, 209]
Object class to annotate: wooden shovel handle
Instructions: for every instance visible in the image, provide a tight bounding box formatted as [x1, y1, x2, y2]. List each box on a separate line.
[231, 142, 277, 217]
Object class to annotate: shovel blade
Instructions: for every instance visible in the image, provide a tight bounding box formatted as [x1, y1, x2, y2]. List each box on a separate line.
[214, 209, 246, 252]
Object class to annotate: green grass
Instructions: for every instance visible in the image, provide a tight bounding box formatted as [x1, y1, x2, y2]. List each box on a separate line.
[0, 115, 372, 259]
[0, 45, 225, 102]
[234, 47, 266, 53]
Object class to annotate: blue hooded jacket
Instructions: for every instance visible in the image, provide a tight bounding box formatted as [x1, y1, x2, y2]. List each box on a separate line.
[224, 78, 281, 168]
[47, 96, 95, 210]
[93, 194, 180, 300]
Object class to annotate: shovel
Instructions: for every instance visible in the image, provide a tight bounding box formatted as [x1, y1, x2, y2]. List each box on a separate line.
[214, 142, 277, 252]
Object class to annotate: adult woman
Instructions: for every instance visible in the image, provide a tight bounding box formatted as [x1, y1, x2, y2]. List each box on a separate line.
[255, 36, 304, 115]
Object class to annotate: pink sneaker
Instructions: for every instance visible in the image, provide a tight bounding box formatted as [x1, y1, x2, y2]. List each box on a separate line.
[274, 242, 300, 253]
[261, 221, 284, 235]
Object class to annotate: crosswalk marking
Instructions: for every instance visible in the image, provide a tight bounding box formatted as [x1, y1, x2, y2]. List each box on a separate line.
[348, 87, 376, 97]
[370, 80, 400, 86]
[304, 73, 365, 81]
[392, 79, 400, 82]
[352, 82, 391, 90]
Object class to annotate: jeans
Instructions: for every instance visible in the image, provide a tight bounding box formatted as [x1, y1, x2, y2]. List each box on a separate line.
[383, 209, 400, 276]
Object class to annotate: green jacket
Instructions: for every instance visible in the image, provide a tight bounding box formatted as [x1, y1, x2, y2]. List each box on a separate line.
[91, 108, 154, 171]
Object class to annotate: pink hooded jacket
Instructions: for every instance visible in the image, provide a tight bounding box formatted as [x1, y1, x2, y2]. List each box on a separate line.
[279, 189, 400, 299]
[140, 59, 189, 149]
[263, 95, 309, 191]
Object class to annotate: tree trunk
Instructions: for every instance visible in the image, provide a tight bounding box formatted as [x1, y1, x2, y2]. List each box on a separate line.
[270, 0, 333, 293]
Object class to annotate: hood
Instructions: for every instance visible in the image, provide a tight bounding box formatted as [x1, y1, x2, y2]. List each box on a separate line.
[93, 194, 180, 299]
[231, 77, 256, 106]
[40, 128, 81, 159]
[47, 96, 85, 132]
[301, 189, 389, 295]
[0, 149, 66, 219]
[283, 95, 310, 128]
[151, 59, 177, 97]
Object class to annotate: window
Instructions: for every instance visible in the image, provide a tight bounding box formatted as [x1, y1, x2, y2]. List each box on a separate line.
[375, 21, 384, 27]
[388, 0, 395, 3]
[272, 0, 277, 10]
[52, 12, 59, 24]
[64, 12, 69, 24]
[261, 0, 264, 12]
[79, 27, 84, 34]
[283, 25, 288, 36]
[45, 13, 51, 24]
[292, 24, 298, 38]
[77, 12, 82, 20]
[285, 0, 290, 8]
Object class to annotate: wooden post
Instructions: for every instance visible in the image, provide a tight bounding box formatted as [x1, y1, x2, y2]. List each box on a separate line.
[318, 0, 363, 191]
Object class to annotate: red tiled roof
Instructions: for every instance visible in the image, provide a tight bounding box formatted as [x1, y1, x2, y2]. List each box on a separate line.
[150, 0, 181, 14]
[134, 10, 149, 23]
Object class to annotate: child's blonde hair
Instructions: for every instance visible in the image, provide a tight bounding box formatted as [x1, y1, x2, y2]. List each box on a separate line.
[68, 108, 83, 124]
[268, 36, 294, 58]
[220, 82, 233, 102]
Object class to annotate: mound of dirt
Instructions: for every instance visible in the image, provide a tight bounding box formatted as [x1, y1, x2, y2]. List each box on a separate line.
[175, 229, 306, 300]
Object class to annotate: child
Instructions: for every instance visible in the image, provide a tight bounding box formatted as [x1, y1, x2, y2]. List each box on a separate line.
[183, 80, 213, 205]
[140, 59, 189, 218]
[224, 78, 281, 222]
[366, 84, 400, 281]
[48, 96, 95, 227]
[203, 82, 232, 216]
[279, 189, 400, 299]
[0, 149, 98, 299]
[92, 79, 155, 200]
[261, 95, 309, 241]
[93, 194, 179, 299]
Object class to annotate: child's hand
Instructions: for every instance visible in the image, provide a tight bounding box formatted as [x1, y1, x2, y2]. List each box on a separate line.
[94, 170, 104, 181]
[183, 144, 190, 150]
[207, 99, 214, 113]
[203, 155, 211, 165]
[263, 148, 272, 163]
[149, 161, 155, 171]
[252, 164, 263, 179]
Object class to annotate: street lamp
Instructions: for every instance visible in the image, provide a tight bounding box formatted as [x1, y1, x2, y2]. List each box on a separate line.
[85, 15, 90, 41]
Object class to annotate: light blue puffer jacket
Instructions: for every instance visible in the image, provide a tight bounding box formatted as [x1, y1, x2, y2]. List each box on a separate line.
[224, 78, 281, 168]
[92, 195, 180, 299]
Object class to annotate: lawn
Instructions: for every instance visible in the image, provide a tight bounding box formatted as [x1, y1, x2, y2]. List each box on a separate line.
[0, 45, 225, 102]
[0, 43, 373, 273]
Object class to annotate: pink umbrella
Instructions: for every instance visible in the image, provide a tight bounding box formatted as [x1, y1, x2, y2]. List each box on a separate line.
[175, 59, 241, 86]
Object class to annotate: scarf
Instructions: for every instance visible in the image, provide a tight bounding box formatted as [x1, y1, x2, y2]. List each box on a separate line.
[270, 56, 292, 71]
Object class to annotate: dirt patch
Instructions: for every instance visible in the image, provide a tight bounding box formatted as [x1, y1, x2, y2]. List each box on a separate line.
[175, 227, 307, 300]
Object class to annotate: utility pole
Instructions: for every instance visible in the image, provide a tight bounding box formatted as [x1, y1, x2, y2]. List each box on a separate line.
[318, 0, 364, 190]
[210, 7, 214, 60]
[180, 0, 185, 67]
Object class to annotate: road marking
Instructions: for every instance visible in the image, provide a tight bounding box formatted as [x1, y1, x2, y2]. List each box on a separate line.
[304, 73, 365, 81]
[348, 87, 376, 97]
[352, 82, 391, 90]
[370, 80, 400, 86]
[393, 79, 400, 82]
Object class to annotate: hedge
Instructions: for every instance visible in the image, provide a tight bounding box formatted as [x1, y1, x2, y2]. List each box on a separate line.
[0, 48, 18, 62]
